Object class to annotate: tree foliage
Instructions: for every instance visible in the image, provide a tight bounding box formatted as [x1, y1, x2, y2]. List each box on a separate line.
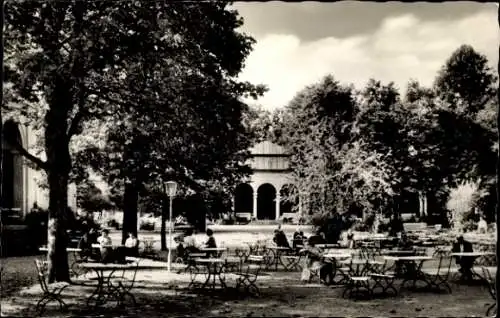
[3, 1, 264, 281]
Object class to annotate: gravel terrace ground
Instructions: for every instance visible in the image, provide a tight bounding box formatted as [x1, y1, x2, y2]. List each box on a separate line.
[1, 258, 494, 317]
[1, 226, 495, 317]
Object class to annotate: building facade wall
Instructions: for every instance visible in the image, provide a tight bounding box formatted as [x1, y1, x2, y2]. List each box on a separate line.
[2, 118, 76, 219]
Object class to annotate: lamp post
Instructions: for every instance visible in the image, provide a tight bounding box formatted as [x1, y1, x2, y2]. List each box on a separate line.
[164, 181, 177, 272]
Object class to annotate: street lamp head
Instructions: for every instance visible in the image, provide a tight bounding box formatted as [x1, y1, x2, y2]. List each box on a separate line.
[165, 181, 177, 197]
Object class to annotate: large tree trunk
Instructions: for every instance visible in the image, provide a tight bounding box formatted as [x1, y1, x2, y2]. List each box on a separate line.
[122, 182, 139, 244]
[160, 195, 168, 251]
[45, 79, 72, 283]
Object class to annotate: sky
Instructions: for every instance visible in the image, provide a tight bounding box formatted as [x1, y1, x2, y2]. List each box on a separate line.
[232, 2, 499, 111]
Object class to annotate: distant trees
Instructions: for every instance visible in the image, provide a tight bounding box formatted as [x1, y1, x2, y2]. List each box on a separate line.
[274, 45, 497, 222]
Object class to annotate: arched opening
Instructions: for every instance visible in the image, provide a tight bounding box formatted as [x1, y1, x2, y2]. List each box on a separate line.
[2, 120, 24, 222]
[257, 183, 276, 220]
[279, 184, 298, 215]
[234, 183, 253, 214]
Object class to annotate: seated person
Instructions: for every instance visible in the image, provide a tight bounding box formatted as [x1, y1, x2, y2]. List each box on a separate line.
[302, 237, 333, 285]
[204, 228, 217, 248]
[477, 216, 488, 234]
[340, 229, 354, 248]
[452, 235, 474, 280]
[78, 228, 98, 260]
[388, 215, 404, 238]
[397, 232, 414, 251]
[183, 228, 200, 254]
[204, 228, 217, 257]
[292, 230, 305, 250]
[97, 229, 113, 263]
[307, 231, 327, 246]
[124, 232, 139, 257]
[273, 229, 291, 248]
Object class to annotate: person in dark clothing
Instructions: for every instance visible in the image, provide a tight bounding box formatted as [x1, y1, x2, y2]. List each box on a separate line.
[307, 231, 327, 246]
[273, 229, 291, 248]
[452, 235, 474, 280]
[325, 213, 343, 244]
[204, 228, 217, 248]
[78, 228, 98, 260]
[388, 214, 404, 238]
[292, 230, 306, 250]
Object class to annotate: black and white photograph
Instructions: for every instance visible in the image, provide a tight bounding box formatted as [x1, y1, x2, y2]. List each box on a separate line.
[1, 1, 499, 317]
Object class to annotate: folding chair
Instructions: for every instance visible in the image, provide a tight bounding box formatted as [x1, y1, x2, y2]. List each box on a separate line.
[34, 259, 70, 316]
[421, 251, 453, 293]
[342, 259, 373, 299]
[235, 255, 264, 297]
[108, 261, 140, 306]
[369, 258, 397, 297]
[481, 266, 496, 317]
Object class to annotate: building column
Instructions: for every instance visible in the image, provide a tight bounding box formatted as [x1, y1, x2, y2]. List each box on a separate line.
[275, 194, 281, 221]
[298, 194, 302, 218]
[253, 192, 258, 220]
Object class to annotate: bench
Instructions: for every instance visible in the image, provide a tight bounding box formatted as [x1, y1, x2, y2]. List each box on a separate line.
[403, 222, 427, 233]
[235, 213, 252, 224]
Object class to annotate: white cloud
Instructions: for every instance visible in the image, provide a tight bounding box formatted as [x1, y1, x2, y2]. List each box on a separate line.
[239, 10, 499, 111]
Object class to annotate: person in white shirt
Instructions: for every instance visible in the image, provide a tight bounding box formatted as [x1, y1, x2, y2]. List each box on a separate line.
[97, 229, 113, 262]
[124, 232, 139, 256]
[183, 228, 199, 253]
[477, 216, 488, 234]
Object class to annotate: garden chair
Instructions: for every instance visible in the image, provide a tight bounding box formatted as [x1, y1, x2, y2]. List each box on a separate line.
[369, 259, 397, 297]
[481, 266, 496, 317]
[281, 247, 303, 272]
[421, 250, 453, 293]
[235, 255, 264, 297]
[342, 259, 373, 299]
[34, 259, 70, 316]
[108, 260, 140, 307]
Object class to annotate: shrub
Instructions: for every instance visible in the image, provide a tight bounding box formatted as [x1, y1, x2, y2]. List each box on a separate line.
[446, 180, 487, 233]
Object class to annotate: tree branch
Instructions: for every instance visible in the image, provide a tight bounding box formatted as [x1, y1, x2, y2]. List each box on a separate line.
[10, 140, 48, 171]
[67, 108, 86, 139]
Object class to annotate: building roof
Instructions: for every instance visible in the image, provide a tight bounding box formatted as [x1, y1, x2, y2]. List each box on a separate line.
[249, 141, 288, 155]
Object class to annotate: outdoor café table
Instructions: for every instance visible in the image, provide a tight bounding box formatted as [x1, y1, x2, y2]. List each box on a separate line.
[78, 260, 140, 308]
[316, 244, 341, 249]
[200, 247, 227, 258]
[383, 249, 417, 257]
[450, 251, 496, 281]
[193, 258, 236, 290]
[265, 246, 293, 271]
[39, 247, 83, 276]
[383, 255, 432, 290]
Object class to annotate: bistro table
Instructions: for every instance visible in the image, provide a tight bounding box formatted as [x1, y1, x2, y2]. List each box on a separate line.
[265, 246, 293, 271]
[192, 258, 239, 290]
[39, 247, 84, 276]
[450, 251, 495, 281]
[79, 260, 140, 308]
[384, 255, 432, 290]
[199, 247, 227, 258]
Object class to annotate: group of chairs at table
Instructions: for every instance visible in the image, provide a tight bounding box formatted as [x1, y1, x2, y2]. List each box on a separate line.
[298, 233, 496, 313]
